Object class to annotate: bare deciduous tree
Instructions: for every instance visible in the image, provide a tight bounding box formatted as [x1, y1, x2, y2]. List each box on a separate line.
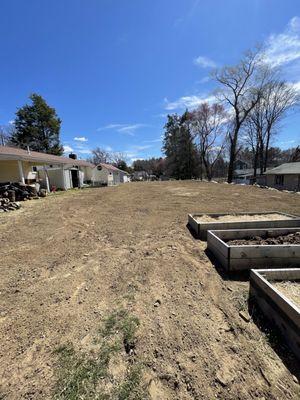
[262, 79, 298, 171]
[190, 102, 227, 181]
[213, 49, 266, 182]
[243, 70, 298, 175]
[0, 124, 15, 146]
[88, 147, 112, 165]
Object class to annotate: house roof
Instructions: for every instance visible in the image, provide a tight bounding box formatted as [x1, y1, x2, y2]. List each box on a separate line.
[264, 162, 300, 175]
[0, 146, 94, 168]
[99, 163, 129, 174]
[234, 168, 256, 177]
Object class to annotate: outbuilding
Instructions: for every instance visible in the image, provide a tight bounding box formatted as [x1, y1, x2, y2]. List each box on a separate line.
[264, 162, 300, 191]
[91, 163, 122, 186]
[0, 145, 94, 191]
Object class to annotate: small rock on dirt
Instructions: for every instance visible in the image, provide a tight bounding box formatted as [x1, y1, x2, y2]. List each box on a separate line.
[215, 369, 234, 387]
[154, 299, 161, 307]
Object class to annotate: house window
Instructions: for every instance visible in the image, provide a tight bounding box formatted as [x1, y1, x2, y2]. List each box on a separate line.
[275, 175, 284, 185]
[32, 166, 37, 172]
[97, 165, 102, 171]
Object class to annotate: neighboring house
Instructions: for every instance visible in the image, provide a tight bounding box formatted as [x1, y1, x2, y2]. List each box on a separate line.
[91, 163, 124, 186]
[233, 168, 256, 185]
[0, 145, 94, 191]
[233, 159, 249, 170]
[264, 162, 300, 191]
[132, 171, 149, 181]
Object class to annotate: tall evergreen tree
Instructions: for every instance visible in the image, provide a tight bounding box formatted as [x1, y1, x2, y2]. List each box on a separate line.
[11, 93, 63, 155]
[163, 112, 197, 179]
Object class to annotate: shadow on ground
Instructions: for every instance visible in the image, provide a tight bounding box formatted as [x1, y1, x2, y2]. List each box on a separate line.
[248, 298, 300, 381]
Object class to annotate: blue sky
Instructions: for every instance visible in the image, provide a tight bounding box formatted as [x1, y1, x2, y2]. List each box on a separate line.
[0, 0, 299, 162]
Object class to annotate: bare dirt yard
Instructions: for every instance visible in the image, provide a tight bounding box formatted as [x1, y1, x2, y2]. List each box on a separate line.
[0, 181, 300, 400]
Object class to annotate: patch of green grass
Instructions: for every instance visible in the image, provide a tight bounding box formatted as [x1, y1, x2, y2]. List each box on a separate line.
[101, 309, 140, 353]
[113, 365, 145, 400]
[53, 310, 145, 400]
[53, 342, 118, 400]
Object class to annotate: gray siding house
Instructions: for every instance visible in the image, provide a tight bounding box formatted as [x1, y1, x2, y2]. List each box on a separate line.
[264, 162, 300, 191]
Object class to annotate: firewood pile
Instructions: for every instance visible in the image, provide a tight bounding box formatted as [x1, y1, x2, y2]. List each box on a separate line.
[0, 182, 46, 213]
[0, 197, 21, 212]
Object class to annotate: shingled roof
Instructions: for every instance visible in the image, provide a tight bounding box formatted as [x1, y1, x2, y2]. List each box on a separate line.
[99, 163, 129, 173]
[0, 146, 94, 168]
[264, 162, 300, 175]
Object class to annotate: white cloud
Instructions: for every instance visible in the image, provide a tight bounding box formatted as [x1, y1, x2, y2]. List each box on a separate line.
[76, 149, 92, 154]
[143, 138, 162, 143]
[63, 145, 73, 153]
[97, 123, 147, 136]
[196, 76, 210, 84]
[74, 136, 88, 142]
[8, 120, 14, 125]
[292, 80, 300, 92]
[264, 16, 300, 68]
[164, 94, 216, 111]
[130, 145, 153, 151]
[194, 56, 217, 68]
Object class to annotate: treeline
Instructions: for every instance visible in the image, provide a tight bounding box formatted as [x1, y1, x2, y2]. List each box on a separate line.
[159, 48, 299, 182]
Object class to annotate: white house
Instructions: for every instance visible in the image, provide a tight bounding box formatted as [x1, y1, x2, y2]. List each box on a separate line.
[0, 146, 94, 191]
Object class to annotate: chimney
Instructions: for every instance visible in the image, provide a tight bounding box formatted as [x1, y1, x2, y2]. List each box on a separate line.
[27, 146, 31, 155]
[69, 153, 77, 160]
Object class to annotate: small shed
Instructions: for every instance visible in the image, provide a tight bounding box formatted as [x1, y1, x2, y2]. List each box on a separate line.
[91, 163, 121, 186]
[264, 162, 300, 191]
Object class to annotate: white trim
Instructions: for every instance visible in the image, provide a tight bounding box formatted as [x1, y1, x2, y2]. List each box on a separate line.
[17, 160, 25, 184]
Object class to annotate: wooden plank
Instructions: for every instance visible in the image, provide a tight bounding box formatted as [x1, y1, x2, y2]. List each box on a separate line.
[250, 270, 300, 324]
[230, 245, 300, 259]
[207, 231, 229, 258]
[258, 268, 300, 281]
[188, 214, 199, 236]
[207, 241, 229, 271]
[230, 257, 300, 271]
[215, 227, 300, 241]
[250, 283, 300, 361]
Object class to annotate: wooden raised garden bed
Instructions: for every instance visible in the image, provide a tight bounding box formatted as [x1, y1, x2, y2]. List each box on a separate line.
[250, 268, 300, 361]
[207, 227, 300, 272]
[188, 212, 300, 240]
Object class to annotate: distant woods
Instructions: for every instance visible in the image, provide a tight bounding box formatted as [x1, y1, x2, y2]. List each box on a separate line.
[160, 48, 299, 182]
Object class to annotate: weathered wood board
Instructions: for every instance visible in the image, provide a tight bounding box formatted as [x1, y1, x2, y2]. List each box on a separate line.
[250, 268, 300, 361]
[207, 227, 300, 272]
[188, 212, 300, 240]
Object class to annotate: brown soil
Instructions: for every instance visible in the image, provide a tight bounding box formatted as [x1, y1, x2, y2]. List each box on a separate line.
[227, 232, 300, 246]
[272, 281, 300, 309]
[0, 181, 300, 399]
[196, 213, 294, 223]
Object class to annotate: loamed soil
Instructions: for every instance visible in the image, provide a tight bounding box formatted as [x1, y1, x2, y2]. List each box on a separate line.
[0, 181, 300, 399]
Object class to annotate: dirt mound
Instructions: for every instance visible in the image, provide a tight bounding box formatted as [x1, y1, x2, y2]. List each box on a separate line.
[227, 231, 300, 246]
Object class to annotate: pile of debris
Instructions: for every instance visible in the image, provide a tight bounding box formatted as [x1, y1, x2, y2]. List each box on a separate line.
[0, 197, 21, 212]
[0, 182, 47, 213]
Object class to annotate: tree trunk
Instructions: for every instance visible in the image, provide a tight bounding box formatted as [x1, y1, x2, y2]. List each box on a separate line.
[253, 143, 259, 181]
[264, 128, 271, 172]
[203, 157, 211, 181]
[227, 129, 238, 183]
